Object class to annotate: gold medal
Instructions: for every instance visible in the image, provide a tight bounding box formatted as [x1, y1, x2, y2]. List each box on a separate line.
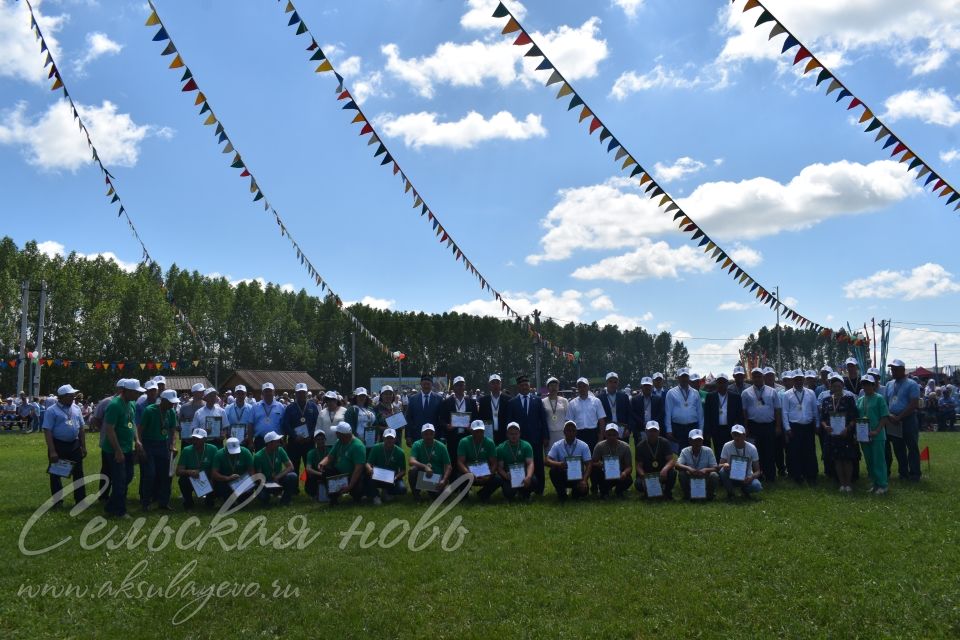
[300, 417, 306, 423]
[552, 414, 557, 422]
[653, 460, 660, 469]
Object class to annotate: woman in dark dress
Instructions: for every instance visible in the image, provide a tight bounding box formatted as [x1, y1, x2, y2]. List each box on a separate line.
[819, 374, 859, 492]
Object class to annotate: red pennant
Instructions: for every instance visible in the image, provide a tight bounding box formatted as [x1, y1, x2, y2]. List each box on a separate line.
[307, 40, 318, 51]
[182, 78, 198, 92]
[440, 232, 449, 242]
[933, 178, 945, 192]
[847, 97, 862, 110]
[891, 142, 907, 156]
[793, 47, 811, 65]
[337, 90, 350, 101]
[513, 32, 532, 46]
[589, 117, 602, 134]
[360, 123, 373, 135]
[240, 169, 250, 177]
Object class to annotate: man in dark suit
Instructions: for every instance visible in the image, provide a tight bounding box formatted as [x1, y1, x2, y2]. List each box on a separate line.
[598, 372, 633, 442]
[476, 373, 512, 444]
[404, 374, 443, 447]
[630, 377, 665, 447]
[506, 375, 549, 495]
[704, 373, 743, 456]
[438, 376, 479, 479]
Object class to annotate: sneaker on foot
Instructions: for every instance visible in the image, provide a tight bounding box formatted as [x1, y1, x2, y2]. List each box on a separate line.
[874, 487, 888, 495]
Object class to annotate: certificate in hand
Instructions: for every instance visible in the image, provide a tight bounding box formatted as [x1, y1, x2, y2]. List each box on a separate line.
[644, 474, 663, 498]
[451, 412, 471, 431]
[230, 426, 247, 441]
[363, 428, 376, 448]
[204, 416, 222, 438]
[385, 412, 407, 430]
[47, 460, 74, 477]
[509, 463, 525, 488]
[168, 451, 176, 478]
[230, 473, 255, 495]
[690, 477, 707, 499]
[856, 420, 871, 443]
[483, 421, 494, 440]
[190, 471, 213, 497]
[829, 413, 846, 437]
[181, 423, 192, 440]
[294, 424, 309, 439]
[326, 474, 349, 494]
[565, 456, 582, 481]
[729, 456, 749, 482]
[603, 455, 620, 480]
[416, 470, 440, 491]
[468, 462, 491, 477]
[372, 466, 395, 483]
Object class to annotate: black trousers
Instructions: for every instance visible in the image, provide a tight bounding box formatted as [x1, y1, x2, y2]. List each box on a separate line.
[671, 423, 697, 450]
[590, 467, 631, 496]
[284, 439, 313, 476]
[549, 467, 588, 499]
[748, 421, 776, 482]
[98, 450, 111, 501]
[49, 439, 86, 504]
[787, 423, 818, 483]
[711, 425, 732, 461]
[444, 431, 466, 480]
[775, 429, 787, 476]
[502, 475, 539, 500]
[576, 429, 599, 452]
[530, 446, 545, 495]
[178, 475, 215, 508]
[139, 440, 172, 508]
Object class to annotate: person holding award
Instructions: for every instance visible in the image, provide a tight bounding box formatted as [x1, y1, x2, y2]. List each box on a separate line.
[546, 420, 591, 502]
[718, 424, 762, 500]
[408, 423, 451, 500]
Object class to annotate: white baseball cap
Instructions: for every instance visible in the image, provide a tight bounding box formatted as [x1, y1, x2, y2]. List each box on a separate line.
[652, 372, 664, 380]
[862, 374, 877, 385]
[144, 380, 158, 391]
[762, 367, 774, 375]
[488, 374, 502, 382]
[751, 367, 763, 375]
[57, 384, 79, 395]
[115, 378, 128, 388]
[546, 376, 559, 385]
[576, 377, 589, 386]
[380, 385, 394, 393]
[804, 370, 817, 378]
[191, 428, 207, 439]
[605, 372, 619, 381]
[295, 383, 308, 393]
[715, 373, 729, 382]
[122, 379, 146, 392]
[153, 375, 166, 385]
[470, 420, 486, 432]
[605, 423, 620, 432]
[689, 373, 700, 382]
[645, 420, 660, 431]
[383, 428, 397, 439]
[335, 422, 352, 435]
[204, 387, 218, 397]
[422, 423, 436, 432]
[641, 377, 653, 386]
[353, 387, 368, 396]
[829, 372, 844, 382]
[160, 389, 180, 404]
[313, 427, 327, 439]
[453, 376, 465, 385]
[781, 370, 794, 380]
[889, 359, 906, 368]
[844, 357, 858, 366]
[732, 366, 745, 375]
[820, 365, 833, 373]
[324, 390, 339, 400]
[225, 437, 241, 454]
[264, 431, 283, 444]
[191, 383, 205, 393]
[867, 367, 880, 377]
[731, 424, 746, 435]
[676, 368, 690, 377]
[506, 421, 520, 431]
[234, 384, 247, 393]
[688, 428, 704, 441]
[262, 382, 275, 391]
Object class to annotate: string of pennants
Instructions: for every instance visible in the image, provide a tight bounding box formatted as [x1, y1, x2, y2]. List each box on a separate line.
[0, 358, 200, 371]
[144, 1, 391, 357]
[22, 0, 204, 348]
[275, 0, 580, 362]
[736, 0, 958, 212]
[489, 2, 842, 340]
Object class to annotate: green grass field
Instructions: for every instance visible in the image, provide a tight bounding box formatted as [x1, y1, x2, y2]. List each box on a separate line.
[1, 431, 958, 639]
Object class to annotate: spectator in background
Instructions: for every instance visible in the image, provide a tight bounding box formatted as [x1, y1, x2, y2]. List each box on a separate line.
[937, 386, 956, 432]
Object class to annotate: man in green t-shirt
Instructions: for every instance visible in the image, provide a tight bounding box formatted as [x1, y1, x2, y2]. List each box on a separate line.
[365, 428, 407, 504]
[457, 420, 501, 501]
[137, 389, 180, 512]
[253, 431, 297, 505]
[212, 436, 256, 503]
[304, 428, 329, 499]
[176, 428, 218, 508]
[102, 378, 145, 517]
[496, 422, 538, 501]
[408, 423, 451, 500]
[317, 422, 367, 504]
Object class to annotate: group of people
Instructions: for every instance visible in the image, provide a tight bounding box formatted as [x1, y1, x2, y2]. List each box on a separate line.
[35, 356, 927, 515]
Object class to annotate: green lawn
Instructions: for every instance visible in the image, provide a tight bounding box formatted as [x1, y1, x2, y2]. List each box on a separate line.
[1, 432, 958, 639]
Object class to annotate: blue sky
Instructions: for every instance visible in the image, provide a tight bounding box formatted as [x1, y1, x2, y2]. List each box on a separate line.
[2, 0, 960, 373]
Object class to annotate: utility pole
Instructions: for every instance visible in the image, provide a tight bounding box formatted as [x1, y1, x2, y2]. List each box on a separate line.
[350, 331, 356, 391]
[934, 343, 939, 382]
[533, 309, 542, 392]
[16, 280, 29, 395]
[30, 281, 47, 398]
[775, 285, 782, 374]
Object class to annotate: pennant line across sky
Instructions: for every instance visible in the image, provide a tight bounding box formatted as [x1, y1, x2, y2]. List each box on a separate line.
[145, 0, 394, 358]
[735, 0, 959, 213]
[488, 1, 849, 341]
[0, 357, 201, 372]
[21, 0, 205, 348]
[275, 0, 581, 362]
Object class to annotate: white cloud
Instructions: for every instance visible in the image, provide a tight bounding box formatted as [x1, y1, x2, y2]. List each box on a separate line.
[0, 0, 66, 85]
[729, 243, 763, 268]
[450, 288, 586, 321]
[941, 149, 960, 164]
[718, 301, 754, 311]
[590, 294, 615, 311]
[322, 44, 387, 103]
[346, 296, 396, 310]
[889, 327, 960, 367]
[609, 64, 703, 99]
[352, 71, 386, 104]
[681, 333, 749, 376]
[35, 240, 137, 272]
[229, 276, 295, 292]
[73, 31, 122, 73]
[843, 263, 960, 301]
[460, 0, 526, 31]
[612, 0, 645, 19]
[376, 110, 546, 150]
[653, 156, 707, 183]
[782, 296, 799, 307]
[882, 88, 960, 127]
[382, 17, 607, 99]
[337, 55, 362, 78]
[571, 240, 715, 283]
[596, 312, 653, 331]
[528, 160, 917, 265]
[36, 240, 65, 259]
[0, 100, 163, 171]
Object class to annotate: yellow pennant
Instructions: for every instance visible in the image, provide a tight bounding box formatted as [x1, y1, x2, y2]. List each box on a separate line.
[900, 151, 915, 164]
[351, 112, 365, 123]
[145, 11, 160, 26]
[858, 109, 873, 124]
[502, 17, 520, 34]
[315, 60, 333, 73]
[169, 54, 184, 69]
[194, 92, 206, 106]
[203, 113, 217, 126]
[557, 83, 573, 98]
[51, 77, 63, 91]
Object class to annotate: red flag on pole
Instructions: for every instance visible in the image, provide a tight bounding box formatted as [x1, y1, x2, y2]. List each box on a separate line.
[919, 446, 930, 461]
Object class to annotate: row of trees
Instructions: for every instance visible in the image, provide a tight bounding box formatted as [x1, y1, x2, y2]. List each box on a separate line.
[741, 325, 864, 372]
[0, 238, 692, 397]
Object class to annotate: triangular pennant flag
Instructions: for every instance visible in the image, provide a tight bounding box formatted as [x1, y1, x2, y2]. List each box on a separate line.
[781, 35, 800, 53]
[315, 60, 333, 72]
[815, 69, 831, 86]
[768, 23, 787, 39]
[742, 0, 761, 10]
[825, 78, 843, 95]
[288, 11, 300, 26]
[152, 27, 169, 42]
[793, 47, 812, 65]
[578, 106, 592, 122]
[182, 78, 198, 92]
[145, 11, 160, 26]
[557, 83, 573, 98]
[513, 32, 532, 46]
[296, 21, 308, 35]
[169, 54, 184, 69]
[568, 95, 584, 110]
[755, 10, 775, 26]
[310, 48, 326, 61]
[492, 2, 509, 18]
[525, 45, 543, 58]
[535, 59, 553, 71]
[545, 70, 563, 86]
[864, 118, 881, 132]
[161, 41, 177, 56]
[502, 17, 521, 34]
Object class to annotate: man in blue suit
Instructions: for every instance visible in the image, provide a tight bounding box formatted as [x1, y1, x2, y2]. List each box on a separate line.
[630, 377, 665, 447]
[506, 375, 549, 496]
[598, 372, 633, 442]
[404, 374, 443, 447]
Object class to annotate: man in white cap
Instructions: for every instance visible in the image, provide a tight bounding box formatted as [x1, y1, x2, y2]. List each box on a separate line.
[630, 377, 664, 448]
[664, 368, 703, 451]
[885, 358, 922, 481]
[740, 367, 781, 483]
[178, 383, 206, 445]
[843, 358, 861, 395]
[782, 369, 819, 485]
[457, 420, 501, 501]
[226, 384, 253, 449]
[192, 387, 227, 447]
[439, 376, 479, 479]
[317, 390, 347, 447]
[546, 420, 591, 501]
[567, 377, 606, 454]
[252, 382, 284, 451]
[282, 382, 319, 476]
[719, 424, 763, 499]
[317, 422, 367, 504]
[676, 429, 719, 500]
[590, 423, 632, 498]
[598, 372, 632, 443]
[91, 379, 125, 501]
[731, 366, 748, 395]
[42, 384, 86, 507]
[651, 372, 666, 399]
[704, 372, 743, 459]
[134, 379, 159, 427]
[103, 378, 144, 517]
[477, 373, 512, 445]
[253, 431, 298, 505]
[176, 427, 218, 509]
[365, 428, 407, 504]
[405, 374, 443, 447]
[507, 375, 549, 496]
[137, 389, 179, 511]
[303, 428, 330, 499]
[543, 376, 569, 446]
[816, 366, 833, 398]
[803, 370, 818, 392]
[212, 436, 255, 502]
[496, 421, 539, 501]
[635, 421, 677, 499]
[408, 423, 452, 500]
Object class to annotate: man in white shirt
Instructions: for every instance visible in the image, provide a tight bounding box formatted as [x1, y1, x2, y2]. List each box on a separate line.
[719, 424, 763, 500]
[664, 368, 704, 450]
[192, 388, 228, 446]
[740, 367, 782, 483]
[566, 377, 606, 452]
[781, 370, 820, 485]
[651, 373, 666, 399]
[676, 429, 719, 500]
[545, 420, 591, 501]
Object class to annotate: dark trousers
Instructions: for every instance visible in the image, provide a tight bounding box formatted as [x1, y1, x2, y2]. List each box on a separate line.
[549, 467, 588, 500]
[50, 439, 86, 504]
[891, 417, 922, 480]
[444, 431, 466, 480]
[365, 475, 407, 498]
[139, 440, 172, 508]
[671, 423, 696, 450]
[284, 439, 313, 476]
[258, 471, 298, 505]
[679, 470, 719, 500]
[787, 423, 818, 483]
[775, 430, 787, 476]
[530, 446, 545, 496]
[253, 435, 266, 452]
[711, 426, 732, 461]
[820, 429, 835, 478]
[408, 469, 444, 498]
[502, 474, 539, 500]
[748, 422, 776, 482]
[178, 475, 215, 508]
[98, 450, 111, 501]
[471, 474, 502, 501]
[214, 480, 253, 505]
[106, 451, 135, 516]
[577, 428, 599, 452]
[590, 467, 631, 497]
[635, 469, 677, 499]
[329, 475, 365, 504]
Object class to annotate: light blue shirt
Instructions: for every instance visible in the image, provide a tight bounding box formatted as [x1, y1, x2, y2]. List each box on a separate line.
[885, 378, 920, 416]
[227, 402, 253, 427]
[664, 385, 704, 434]
[547, 437, 592, 462]
[252, 400, 284, 438]
[781, 387, 819, 432]
[740, 385, 781, 424]
[41, 401, 82, 442]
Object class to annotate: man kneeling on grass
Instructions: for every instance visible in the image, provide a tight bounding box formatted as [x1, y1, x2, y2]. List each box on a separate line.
[590, 423, 632, 499]
[457, 420, 501, 502]
[634, 420, 677, 500]
[253, 431, 298, 506]
[496, 421, 538, 502]
[211, 436, 256, 504]
[546, 420, 591, 502]
[365, 428, 407, 505]
[317, 422, 367, 505]
[408, 423, 452, 501]
[719, 424, 763, 500]
[676, 429, 719, 501]
[176, 428, 217, 509]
